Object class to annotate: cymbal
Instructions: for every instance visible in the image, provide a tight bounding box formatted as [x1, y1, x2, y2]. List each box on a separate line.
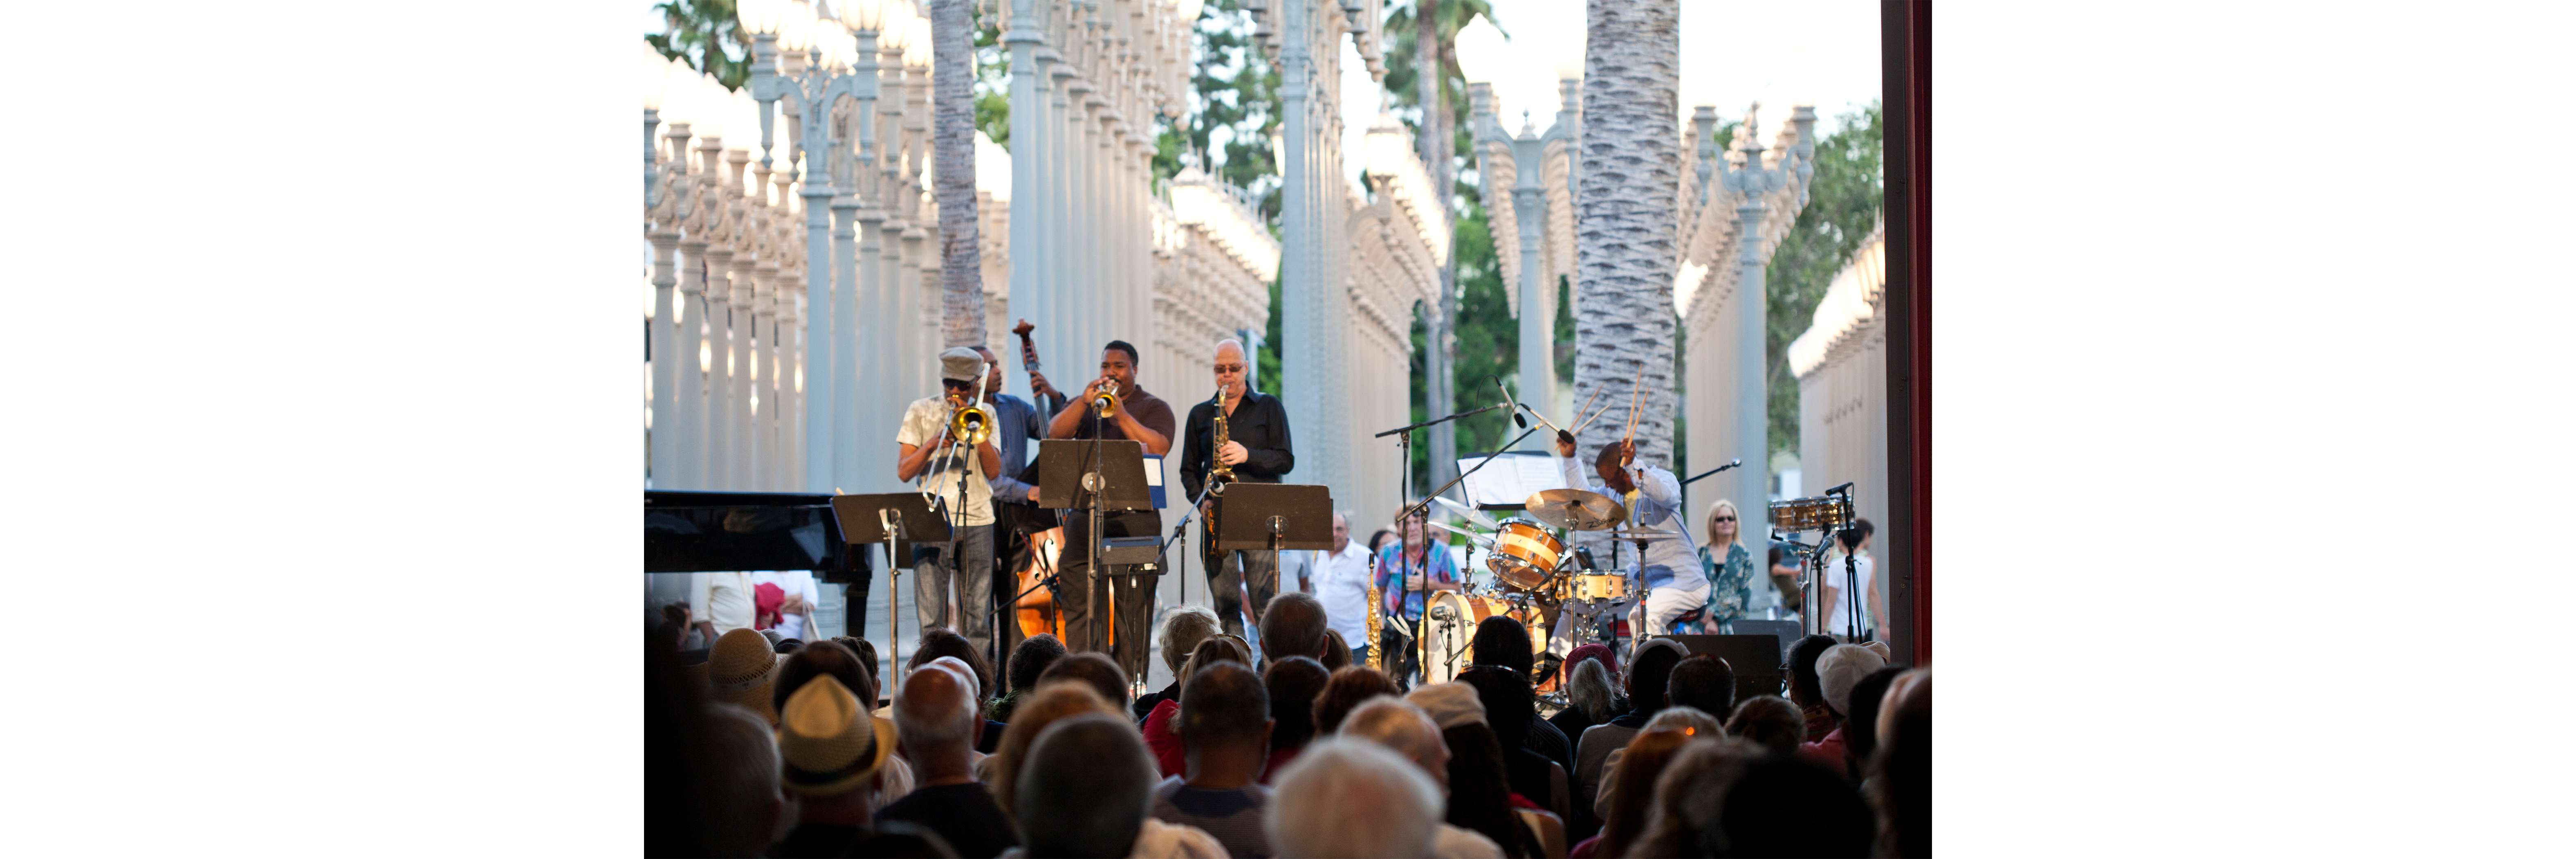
[1524, 488, 1627, 531]
[1428, 520, 1494, 546]
[1432, 495, 1500, 529]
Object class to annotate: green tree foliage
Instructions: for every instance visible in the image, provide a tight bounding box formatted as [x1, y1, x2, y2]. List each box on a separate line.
[1403, 182, 1515, 488]
[1160, 1, 1284, 216]
[1764, 101, 1883, 457]
[651, 0, 753, 90]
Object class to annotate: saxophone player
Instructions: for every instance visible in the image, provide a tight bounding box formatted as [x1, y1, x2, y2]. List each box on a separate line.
[1180, 339, 1296, 639]
[894, 347, 1005, 657]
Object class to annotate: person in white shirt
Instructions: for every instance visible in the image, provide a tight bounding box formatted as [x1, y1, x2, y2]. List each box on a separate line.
[1816, 518, 1886, 642]
[895, 347, 1005, 657]
[1295, 511, 1377, 666]
[690, 571, 757, 646]
[750, 570, 823, 641]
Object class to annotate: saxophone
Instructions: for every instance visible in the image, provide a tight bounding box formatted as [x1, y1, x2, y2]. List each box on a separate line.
[1366, 580, 1384, 670]
[1207, 387, 1236, 497]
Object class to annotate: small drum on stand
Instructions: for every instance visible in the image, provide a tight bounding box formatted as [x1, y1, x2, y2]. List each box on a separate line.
[1422, 592, 1549, 684]
[1486, 518, 1567, 593]
[1558, 572, 1630, 604]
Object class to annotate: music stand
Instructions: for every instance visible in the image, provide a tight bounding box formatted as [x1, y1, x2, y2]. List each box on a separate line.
[831, 493, 954, 687]
[1034, 439, 1156, 660]
[1213, 483, 1335, 576]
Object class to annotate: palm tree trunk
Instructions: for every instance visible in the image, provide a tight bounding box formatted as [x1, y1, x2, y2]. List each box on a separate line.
[1572, 0, 1680, 515]
[1418, 0, 1456, 487]
[932, 0, 983, 349]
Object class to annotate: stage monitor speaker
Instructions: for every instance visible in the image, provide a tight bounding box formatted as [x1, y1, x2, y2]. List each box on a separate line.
[1668, 634, 1788, 706]
[1727, 620, 1805, 665]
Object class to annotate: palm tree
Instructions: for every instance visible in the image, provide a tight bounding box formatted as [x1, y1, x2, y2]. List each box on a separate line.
[1571, 0, 1680, 495]
[931, 0, 983, 348]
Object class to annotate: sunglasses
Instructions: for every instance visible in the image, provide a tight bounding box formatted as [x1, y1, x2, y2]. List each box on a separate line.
[1712, 516, 1737, 523]
[1213, 363, 1247, 373]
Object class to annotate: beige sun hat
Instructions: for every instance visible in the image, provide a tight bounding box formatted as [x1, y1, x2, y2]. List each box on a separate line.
[776, 674, 900, 797]
[709, 627, 786, 725]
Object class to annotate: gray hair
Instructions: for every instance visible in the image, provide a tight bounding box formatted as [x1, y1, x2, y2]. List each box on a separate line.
[1269, 738, 1444, 858]
[1642, 705, 1722, 738]
[1338, 696, 1445, 774]
[1568, 657, 1620, 721]
[701, 702, 784, 857]
[1016, 713, 1158, 857]
[1160, 605, 1222, 675]
[893, 661, 979, 759]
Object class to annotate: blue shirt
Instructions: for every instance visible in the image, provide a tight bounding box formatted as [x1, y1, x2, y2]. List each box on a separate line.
[1374, 540, 1461, 622]
[985, 391, 1061, 504]
[1557, 454, 1705, 590]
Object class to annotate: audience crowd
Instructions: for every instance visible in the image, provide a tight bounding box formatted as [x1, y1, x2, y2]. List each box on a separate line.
[649, 595, 1931, 858]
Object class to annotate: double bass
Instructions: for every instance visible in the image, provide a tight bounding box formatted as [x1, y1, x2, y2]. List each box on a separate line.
[1008, 320, 1110, 645]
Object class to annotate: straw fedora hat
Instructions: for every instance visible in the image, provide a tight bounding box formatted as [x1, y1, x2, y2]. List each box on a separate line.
[709, 627, 786, 724]
[776, 674, 900, 798]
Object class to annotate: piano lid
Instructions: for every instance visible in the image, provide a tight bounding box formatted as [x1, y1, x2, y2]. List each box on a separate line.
[644, 490, 862, 576]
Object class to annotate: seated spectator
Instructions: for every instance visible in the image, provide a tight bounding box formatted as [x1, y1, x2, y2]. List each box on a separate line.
[1786, 634, 1840, 742]
[879, 661, 1019, 859]
[776, 639, 873, 717]
[1259, 656, 1331, 783]
[1259, 591, 1331, 664]
[1872, 668, 1930, 859]
[695, 702, 793, 857]
[1573, 638, 1685, 814]
[1267, 738, 1446, 858]
[1155, 660, 1277, 858]
[988, 682, 1122, 816]
[1012, 713, 1225, 859]
[1545, 646, 1622, 776]
[1455, 667, 1572, 824]
[1409, 682, 1549, 859]
[1573, 729, 1697, 859]
[708, 627, 786, 726]
[994, 634, 1069, 722]
[1310, 666, 1402, 735]
[1470, 617, 1575, 779]
[1840, 664, 1908, 778]
[1626, 736, 1756, 858]
[910, 628, 1008, 753]
[1318, 628, 1353, 671]
[1588, 707, 1721, 826]
[1134, 606, 1223, 722]
[1144, 637, 1254, 778]
[1666, 653, 1738, 721]
[1701, 753, 1874, 857]
[1723, 695, 1807, 757]
[1798, 644, 1886, 777]
[766, 676, 956, 858]
[1038, 651, 1133, 713]
[1338, 697, 1507, 859]
[832, 636, 882, 700]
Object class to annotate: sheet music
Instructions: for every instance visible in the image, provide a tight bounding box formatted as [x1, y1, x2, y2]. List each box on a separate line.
[1456, 451, 1569, 508]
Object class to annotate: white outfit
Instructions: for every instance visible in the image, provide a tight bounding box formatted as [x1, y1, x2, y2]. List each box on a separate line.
[895, 396, 996, 527]
[749, 570, 822, 640]
[1303, 541, 1377, 648]
[1431, 823, 1506, 859]
[1820, 551, 1876, 636]
[689, 571, 756, 636]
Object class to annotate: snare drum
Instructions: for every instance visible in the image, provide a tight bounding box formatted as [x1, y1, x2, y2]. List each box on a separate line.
[1421, 592, 1548, 684]
[1561, 572, 1629, 603]
[1768, 495, 1852, 533]
[1486, 518, 1566, 591]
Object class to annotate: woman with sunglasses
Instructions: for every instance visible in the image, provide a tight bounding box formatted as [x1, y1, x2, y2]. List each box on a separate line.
[1697, 500, 1773, 634]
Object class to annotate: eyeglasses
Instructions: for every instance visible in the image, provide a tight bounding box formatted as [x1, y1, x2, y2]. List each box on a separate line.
[1212, 363, 1247, 374]
[1712, 516, 1736, 523]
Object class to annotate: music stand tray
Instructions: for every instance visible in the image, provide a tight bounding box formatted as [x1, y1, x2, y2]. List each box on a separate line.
[830, 493, 954, 555]
[1036, 439, 1155, 511]
[1213, 483, 1335, 552]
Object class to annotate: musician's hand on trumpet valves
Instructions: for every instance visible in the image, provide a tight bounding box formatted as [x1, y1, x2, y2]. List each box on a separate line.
[1080, 376, 1125, 417]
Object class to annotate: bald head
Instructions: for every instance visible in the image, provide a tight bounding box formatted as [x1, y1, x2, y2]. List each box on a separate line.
[894, 659, 978, 764]
[1337, 696, 1451, 790]
[1213, 339, 1248, 400]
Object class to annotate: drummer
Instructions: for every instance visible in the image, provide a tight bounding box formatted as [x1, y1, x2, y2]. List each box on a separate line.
[1551, 431, 1705, 643]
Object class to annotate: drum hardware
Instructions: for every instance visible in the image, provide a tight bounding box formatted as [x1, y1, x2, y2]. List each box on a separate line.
[1486, 517, 1568, 591]
[1605, 528, 1683, 542]
[1433, 495, 1501, 530]
[1421, 591, 1549, 684]
[1768, 484, 1862, 639]
[1429, 520, 1495, 546]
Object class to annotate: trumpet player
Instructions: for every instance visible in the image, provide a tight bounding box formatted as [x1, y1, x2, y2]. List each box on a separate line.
[1180, 338, 1296, 639]
[894, 346, 1005, 656]
[1046, 341, 1177, 678]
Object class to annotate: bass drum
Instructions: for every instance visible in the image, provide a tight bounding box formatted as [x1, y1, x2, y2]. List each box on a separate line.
[1420, 592, 1548, 684]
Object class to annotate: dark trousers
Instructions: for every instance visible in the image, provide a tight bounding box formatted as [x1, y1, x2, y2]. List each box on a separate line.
[1204, 546, 1279, 639]
[1059, 510, 1161, 682]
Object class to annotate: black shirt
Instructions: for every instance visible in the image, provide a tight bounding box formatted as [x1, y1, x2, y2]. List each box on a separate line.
[1179, 391, 1295, 501]
[767, 820, 957, 858]
[875, 783, 1019, 859]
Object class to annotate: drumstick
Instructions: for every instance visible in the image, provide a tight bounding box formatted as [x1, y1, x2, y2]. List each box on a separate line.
[1568, 386, 1611, 433]
[1620, 365, 1645, 466]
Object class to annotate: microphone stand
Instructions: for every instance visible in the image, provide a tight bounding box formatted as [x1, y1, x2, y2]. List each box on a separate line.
[1374, 408, 1547, 684]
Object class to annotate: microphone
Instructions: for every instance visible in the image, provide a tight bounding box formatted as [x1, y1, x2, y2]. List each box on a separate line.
[1827, 481, 1854, 496]
[1495, 376, 1527, 428]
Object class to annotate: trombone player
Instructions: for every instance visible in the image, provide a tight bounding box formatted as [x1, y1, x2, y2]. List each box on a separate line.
[894, 346, 1004, 657]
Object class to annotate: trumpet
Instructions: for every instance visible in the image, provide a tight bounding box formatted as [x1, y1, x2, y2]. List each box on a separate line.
[947, 400, 995, 447]
[1090, 379, 1121, 418]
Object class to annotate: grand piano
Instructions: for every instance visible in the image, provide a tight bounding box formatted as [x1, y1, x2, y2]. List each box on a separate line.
[645, 490, 875, 638]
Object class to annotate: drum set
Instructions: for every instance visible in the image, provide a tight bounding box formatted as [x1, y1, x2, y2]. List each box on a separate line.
[1413, 488, 1684, 688]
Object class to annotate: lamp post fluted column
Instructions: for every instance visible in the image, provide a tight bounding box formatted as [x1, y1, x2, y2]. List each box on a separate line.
[647, 168, 687, 488]
[1720, 104, 1786, 531]
[1005, 0, 1048, 394]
